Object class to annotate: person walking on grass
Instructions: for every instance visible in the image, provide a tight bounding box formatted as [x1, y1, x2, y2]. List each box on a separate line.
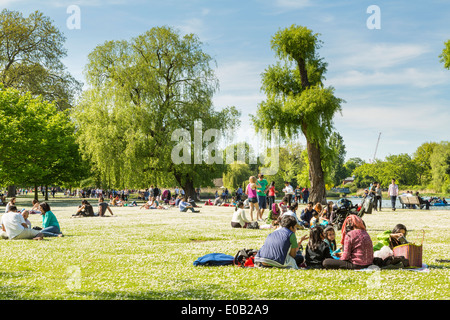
[388, 179, 399, 211]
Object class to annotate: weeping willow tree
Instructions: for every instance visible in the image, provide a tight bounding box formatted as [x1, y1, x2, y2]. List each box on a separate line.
[252, 25, 344, 204]
[72, 26, 240, 198]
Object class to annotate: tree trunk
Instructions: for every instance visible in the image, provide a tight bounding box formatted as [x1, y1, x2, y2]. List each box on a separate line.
[34, 184, 39, 201]
[182, 180, 199, 202]
[7, 185, 16, 198]
[306, 137, 327, 205]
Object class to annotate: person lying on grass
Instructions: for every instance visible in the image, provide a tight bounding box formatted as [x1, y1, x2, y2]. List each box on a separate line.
[1, 205, 44, 240]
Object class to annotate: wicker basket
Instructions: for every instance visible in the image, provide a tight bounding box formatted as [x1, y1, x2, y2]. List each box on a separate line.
[393, 230, 424, 268]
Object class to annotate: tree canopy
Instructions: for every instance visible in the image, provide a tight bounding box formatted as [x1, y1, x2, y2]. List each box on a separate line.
[252, 24, 344, 204]
[0, 9, 81, 111]
[0, 85, 86, 198]
[73, 26, 240, 197]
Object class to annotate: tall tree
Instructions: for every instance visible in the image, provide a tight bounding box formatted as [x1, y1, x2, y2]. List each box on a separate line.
[0, 9, 81, 111]
[0, 85, 86, 200]
[73, 26, 240, 199]
[252, 25, 344, 204]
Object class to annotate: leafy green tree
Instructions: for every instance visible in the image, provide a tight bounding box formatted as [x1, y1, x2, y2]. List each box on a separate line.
[0, 9, 81, 111]
[0, 85, 86, 200]
[252, 25, 344, 204]
[73, 26, 240, 199]
[325, 131, 347, 187]
[430, 141, 450, 193]
[413, 142, 438, 185]
[439, 40, 450, 69]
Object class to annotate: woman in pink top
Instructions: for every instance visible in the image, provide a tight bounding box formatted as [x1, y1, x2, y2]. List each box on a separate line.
[245, 176, 260, 221]
[267, 181, 277, 209]
[323, 215, 373, 269]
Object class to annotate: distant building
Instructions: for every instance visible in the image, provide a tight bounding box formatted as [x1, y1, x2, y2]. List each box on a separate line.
[213, 178, 223, 188]
[342, 176, 355, 185]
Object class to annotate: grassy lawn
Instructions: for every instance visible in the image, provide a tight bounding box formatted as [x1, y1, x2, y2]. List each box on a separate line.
[0, 195, 449, 300]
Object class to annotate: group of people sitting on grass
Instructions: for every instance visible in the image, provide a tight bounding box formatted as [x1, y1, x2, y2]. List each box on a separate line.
[253, 214, 410, 270]
[72, 197, 115, 217]
[1, 197, 63, 240]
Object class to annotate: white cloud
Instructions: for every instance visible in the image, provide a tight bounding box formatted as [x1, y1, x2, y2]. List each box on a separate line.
[331, 43, 431, 70]
[327, 68, 450, 88]
[275, 0, 312, 9]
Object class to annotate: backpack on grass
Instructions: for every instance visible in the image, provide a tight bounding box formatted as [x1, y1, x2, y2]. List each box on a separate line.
[233, 248, 258, 267]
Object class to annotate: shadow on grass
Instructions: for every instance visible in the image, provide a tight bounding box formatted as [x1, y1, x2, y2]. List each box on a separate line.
[71, 285, 254, 300]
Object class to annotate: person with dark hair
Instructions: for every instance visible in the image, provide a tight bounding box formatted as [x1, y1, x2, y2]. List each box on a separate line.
[5, 197, 16, 213]
[231, 201, 250, 228]
[299, 202, 317, 228]
[304, 225, 332, 268]
[1, 205, 44, 240]
[179, 197, 200, 213]
[73, 200, 95, 217]
[373, 223, 408, 251]
[388, 178, 399, 211]
[98, 197, 114, 216]
[267, 181, 277, 209]
[323, 215, 373, 270]
[323, 226, 341, 259]
[39, 202, 63, 237]
[254, 215, 308, 269]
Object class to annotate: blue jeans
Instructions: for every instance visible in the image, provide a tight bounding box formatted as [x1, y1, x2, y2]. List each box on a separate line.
[390, 196, 397, 210]
[41, 225, 62, 237]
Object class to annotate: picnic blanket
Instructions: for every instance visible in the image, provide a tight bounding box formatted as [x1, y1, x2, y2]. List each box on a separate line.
[357, 264, 429, 272]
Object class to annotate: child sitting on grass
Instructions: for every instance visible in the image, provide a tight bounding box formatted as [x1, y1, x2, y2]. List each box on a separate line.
[323, 226, 341, 259]
[304, 225, 332, 269]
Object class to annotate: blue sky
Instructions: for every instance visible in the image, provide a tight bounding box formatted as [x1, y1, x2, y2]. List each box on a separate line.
[3, 0, 450, 162]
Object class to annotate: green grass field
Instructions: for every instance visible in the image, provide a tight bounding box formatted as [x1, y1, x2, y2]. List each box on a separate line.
[0, 195, 449, 300]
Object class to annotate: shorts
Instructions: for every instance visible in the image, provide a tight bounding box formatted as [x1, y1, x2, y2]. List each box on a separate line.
[257, 195, 267, 209]
[248, 197, 258, 203]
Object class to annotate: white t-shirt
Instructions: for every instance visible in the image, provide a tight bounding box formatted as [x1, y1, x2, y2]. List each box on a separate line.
[231, 208, 250, 227]
[1, 211, 26, 239]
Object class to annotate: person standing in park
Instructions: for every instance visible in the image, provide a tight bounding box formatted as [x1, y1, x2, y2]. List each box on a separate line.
[375, 182, 382, 211]
[256, 174, 268, 221]
[282, 182, 294, 206]
[245, 176, 261, 221]
[388, 179, 399, 211]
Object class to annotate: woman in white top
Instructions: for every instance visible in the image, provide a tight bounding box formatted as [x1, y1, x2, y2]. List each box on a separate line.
[231, 202, 251, 228]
